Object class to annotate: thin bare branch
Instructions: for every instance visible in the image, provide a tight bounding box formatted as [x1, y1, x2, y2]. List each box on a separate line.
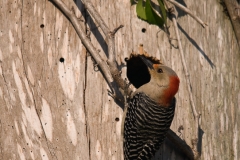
[81, 0, 110, 35]
[49, 0, 114, 91]
[81, 0, 129, 95]
[168, 4, 200, 159]
[81, 0, 123, 63]
[81, 0, 129, 96]
[167, 0, 208, 28]
[81, 0, 114, 61]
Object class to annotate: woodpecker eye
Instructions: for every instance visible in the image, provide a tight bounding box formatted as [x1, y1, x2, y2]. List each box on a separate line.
[157, 68, 163, 73]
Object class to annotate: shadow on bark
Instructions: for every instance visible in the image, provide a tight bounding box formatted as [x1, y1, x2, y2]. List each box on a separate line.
[177, 23, 215, 68]
[75, 0, 109, 57]
[175, 0, 188, 17]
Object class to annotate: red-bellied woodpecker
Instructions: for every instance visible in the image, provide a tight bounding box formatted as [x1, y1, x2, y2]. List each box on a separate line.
[123, 55, 180, 160]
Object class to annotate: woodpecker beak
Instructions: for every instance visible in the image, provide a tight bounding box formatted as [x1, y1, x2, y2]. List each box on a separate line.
[140, 56, 154, 70]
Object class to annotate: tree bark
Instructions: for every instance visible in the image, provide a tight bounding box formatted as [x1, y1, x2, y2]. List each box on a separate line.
[0, 0, 239, 160]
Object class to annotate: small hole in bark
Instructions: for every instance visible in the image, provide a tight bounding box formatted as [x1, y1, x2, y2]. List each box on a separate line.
[142, 28, 146, 33]
[115, 117, 119, 122]
[59, 57, 64, 63]
[40, 24, 44, 28]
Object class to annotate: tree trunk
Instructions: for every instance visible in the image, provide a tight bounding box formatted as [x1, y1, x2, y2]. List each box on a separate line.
[0, 0, 239, 160]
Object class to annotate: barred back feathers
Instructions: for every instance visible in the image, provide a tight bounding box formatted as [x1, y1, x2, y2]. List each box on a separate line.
[123, 93, 176, 160]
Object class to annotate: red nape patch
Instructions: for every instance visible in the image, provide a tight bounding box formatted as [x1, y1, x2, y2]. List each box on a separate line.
[163, 76, 180, 106]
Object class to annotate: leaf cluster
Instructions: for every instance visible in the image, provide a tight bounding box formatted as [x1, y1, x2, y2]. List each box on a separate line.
[131, 0, 167, 27]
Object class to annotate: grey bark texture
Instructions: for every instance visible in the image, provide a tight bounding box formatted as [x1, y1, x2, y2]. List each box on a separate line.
[0, 0, 239, 160]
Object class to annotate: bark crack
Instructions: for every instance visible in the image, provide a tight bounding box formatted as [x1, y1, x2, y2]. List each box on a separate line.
[0, 120, 3, 160]
[21, 43, 58, 160]
[83, 53, 90, 160]
[33, 93, 58, 160]
[82, 6, 91, 160]
[0, 63, 12, 105]
[83, 53, 91, 160]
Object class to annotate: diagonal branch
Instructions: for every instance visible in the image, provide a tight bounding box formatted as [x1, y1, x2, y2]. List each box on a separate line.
[167, 0, 208, 28]
[80, 0, 131, 96]
[49, 0, 114, 92]
[81, 0, 114, 61]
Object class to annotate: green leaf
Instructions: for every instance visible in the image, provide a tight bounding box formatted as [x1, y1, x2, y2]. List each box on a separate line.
[145, 0, 164, 26]
[136, 0, 165, 27]
[136, 0, 147, 20]
[157, 0, 167, 26]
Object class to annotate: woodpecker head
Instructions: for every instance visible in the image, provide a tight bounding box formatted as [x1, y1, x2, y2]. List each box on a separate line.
[136, 56, 180, 107]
